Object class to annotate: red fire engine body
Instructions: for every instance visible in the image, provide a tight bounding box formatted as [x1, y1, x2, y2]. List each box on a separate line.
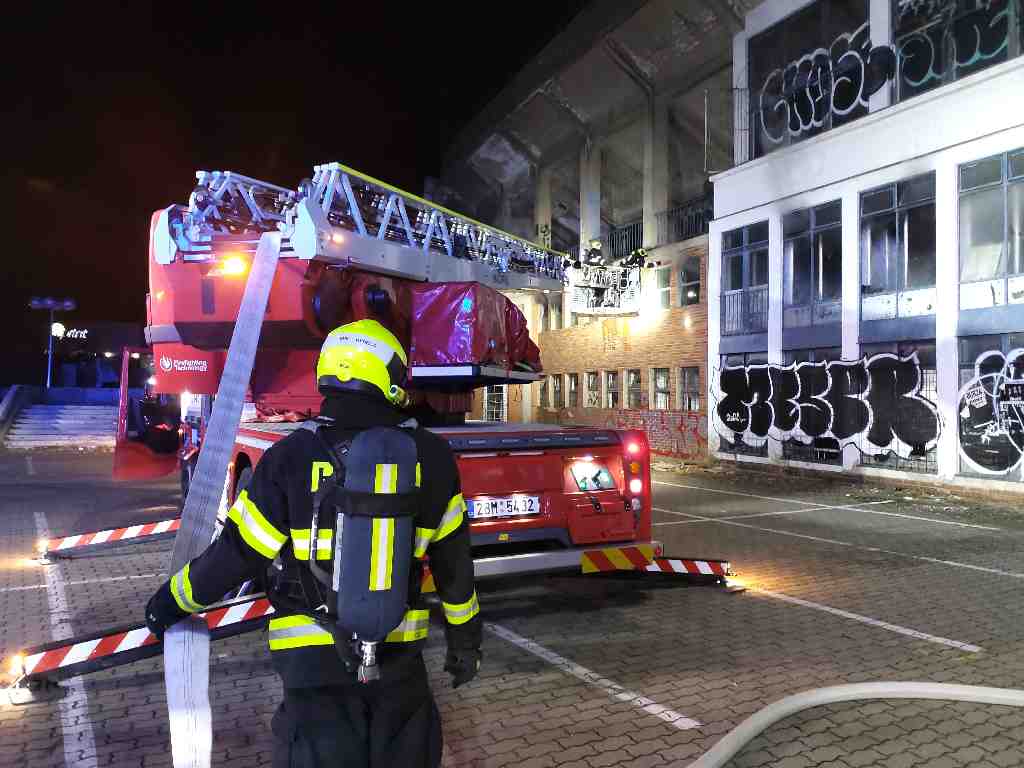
[131, 163, 656, 579]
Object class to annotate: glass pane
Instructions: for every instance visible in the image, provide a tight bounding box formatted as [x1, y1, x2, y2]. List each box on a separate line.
[747, 221, 769, 244]
[903, 203, 936, 289]
[812, 346, 841, 362]
[628, 370, 640, 386]
[862, 187, 894, 215]
[659, 290, 671, 309]
[816, 227, 843, 300]
[899, 173, 935, 205]
[751, 249, 769, 287]
[746, 351, 769, 365]
[960, 335, 1001, 365]
[960, 186, 1006, 282]
[724, 253, 743, 291]
[783, 209, 810, 237]
[1010, 182, 1024, 276]
[657, 268, 671, 289]
[814, 201, 842, 227]
[861, 213, 898, 294]
[899, 341, 936, 367]
[1011, 150, 1024, 180]
[723, 228, 744, 251]
[681, 282, 700, 305]
[681, 255, 701, 284]
[724, 354, 745, 367]
[654, 369, 669, 389]
[784, 236, 812, 306]
[960, 156, 1003, 190]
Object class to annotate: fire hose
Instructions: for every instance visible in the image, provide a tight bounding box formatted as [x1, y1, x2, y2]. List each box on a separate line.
[686, 682, 1024, 768]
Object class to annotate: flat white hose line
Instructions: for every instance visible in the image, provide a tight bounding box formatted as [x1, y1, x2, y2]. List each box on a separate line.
[687, 683, 1024, 768]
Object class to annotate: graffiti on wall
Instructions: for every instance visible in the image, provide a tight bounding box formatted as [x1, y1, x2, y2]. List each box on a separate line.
[958, 349, 1024, 475]
[715, 353, 941, 458]
[600, 409, 708, 461]
[896, 0, 1012, 92]
[759, 22, 897, 146]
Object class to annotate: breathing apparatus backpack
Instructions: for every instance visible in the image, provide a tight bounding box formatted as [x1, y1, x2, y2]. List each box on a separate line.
[291, 419, 422, 683]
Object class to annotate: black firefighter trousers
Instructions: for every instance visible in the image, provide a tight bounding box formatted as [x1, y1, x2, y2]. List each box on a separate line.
[271, 657, 443, 768]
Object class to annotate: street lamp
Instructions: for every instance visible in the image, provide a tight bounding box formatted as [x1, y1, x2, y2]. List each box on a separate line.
[29, 296, 76, 388]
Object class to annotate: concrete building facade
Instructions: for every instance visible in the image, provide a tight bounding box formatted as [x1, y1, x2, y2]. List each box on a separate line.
[708, 0, 1024, 491]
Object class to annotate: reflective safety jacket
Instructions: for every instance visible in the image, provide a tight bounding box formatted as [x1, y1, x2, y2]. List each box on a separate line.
[159, 393, 481, 688]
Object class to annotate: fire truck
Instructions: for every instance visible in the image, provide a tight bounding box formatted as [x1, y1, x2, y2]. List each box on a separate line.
[121, 162, 657, 580]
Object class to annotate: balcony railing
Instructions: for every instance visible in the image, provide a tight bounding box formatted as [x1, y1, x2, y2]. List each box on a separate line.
[721, 286, 768, 336]
[656, 196, 711, 246]
[607, 220, 643, 260]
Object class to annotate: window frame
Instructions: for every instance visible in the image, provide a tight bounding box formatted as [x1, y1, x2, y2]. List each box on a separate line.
[721, 222, 770, 336]
[606, 370, 620, 409]
[567, 373, 579, 408]
[679, 254, 701, 307]
[627, 368, 643, 410]
[958, 148, 1024, 310]
[652, 367, 671, 410]
[654, 266, 672, 310]
[680, 366, 701, 412]
[552, 374, 564, 409]
[586, 371, 600, 407]
[859, 172, 937, 321]
[783, 201, 843, 328]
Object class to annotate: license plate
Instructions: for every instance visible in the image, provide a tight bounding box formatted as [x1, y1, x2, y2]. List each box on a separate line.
[468, 495, 540, 519]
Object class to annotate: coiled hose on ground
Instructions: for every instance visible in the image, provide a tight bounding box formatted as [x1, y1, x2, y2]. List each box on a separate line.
[687, 683, 1024, 768]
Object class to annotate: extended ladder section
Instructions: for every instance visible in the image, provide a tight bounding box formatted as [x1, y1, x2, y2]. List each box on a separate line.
[153, 163, 566, 294]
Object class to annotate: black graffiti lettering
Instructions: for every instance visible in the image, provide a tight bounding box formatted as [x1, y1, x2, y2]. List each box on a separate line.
[958, 349, 1024, 476]
[826, 361, 870, 441]
[715, 354, 939, 457]
[769, 366, 800, 433]
[747, 366, 774, 439]
[796, 362, 831, 438]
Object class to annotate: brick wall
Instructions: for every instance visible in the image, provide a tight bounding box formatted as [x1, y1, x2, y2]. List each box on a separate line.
[532, 238, 709, 458]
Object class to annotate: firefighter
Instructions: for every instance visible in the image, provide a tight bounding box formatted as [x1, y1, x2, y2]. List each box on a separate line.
[145, 318, 482, 768]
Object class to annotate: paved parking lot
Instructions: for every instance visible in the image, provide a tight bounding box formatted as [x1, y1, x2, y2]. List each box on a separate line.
[3, 452, 1024, 767]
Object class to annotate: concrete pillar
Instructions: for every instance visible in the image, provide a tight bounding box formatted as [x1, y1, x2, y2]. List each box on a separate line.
[707, 222, 722, 453]
[841, 190, 862, 470]
[767, 213, 784, 462]
[732, 32, 750, 166]
[934, 160, 960, 480]
[579, 143, 602, 253]
[869, 0, 893, 113]
[643, 92, 670, 248]
[535, 168, 553, 249]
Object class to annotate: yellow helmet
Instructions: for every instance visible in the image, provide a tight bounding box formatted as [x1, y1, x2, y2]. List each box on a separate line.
[316, 319, 409, 406]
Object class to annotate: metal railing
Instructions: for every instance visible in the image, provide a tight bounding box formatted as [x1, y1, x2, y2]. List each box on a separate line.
[656, 196, 711, 246]
[607, 221, 643, 260]
[721, 286, 768, 336]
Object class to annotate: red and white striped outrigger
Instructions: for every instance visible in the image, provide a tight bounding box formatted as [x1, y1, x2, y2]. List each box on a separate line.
[40, 518, 181, 559]
[5, 542, 735, 692]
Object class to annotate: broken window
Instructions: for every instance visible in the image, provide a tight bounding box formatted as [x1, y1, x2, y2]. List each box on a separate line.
[681, 367, 701, 412]
[627, 369, 643, 409]
[960, 149, 1024, 309]
[653, 368, 671, 410]
[679, 255, 701, 306]
[568, 373, 579, 408]
[784, 201, 843, 327]
[860, 173, 936, 320]
[606, 371, 620, 409]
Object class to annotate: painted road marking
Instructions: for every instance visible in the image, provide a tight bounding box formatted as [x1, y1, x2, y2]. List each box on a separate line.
[33, 510, 97, 768]
[0, 572, 167, 594]
[751, 589, 982, 653]
[25, 456, 35, 476]
[654, 480, 1002, 531]
[653, 501, 892, 527]
[485, 622, 701, 730]
[654, 507, 1024, 580]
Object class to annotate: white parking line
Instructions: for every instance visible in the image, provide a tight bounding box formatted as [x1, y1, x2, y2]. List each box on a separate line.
[653, 500, 891, 527]
[751, 589, 982, 653]
[653, 507, 1024, 579]
[654, 480, 1002, 531]
[33, 510, 97, 768]
[25, 456, 35, 476]
[0, 572, 166, 594]
[485, 622, 702, 730]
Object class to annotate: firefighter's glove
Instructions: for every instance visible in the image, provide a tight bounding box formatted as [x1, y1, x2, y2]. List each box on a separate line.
[444, 648, 481, 689]
[145, 582, 189, 641]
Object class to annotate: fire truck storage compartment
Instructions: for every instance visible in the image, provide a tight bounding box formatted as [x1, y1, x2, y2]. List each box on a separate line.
[410, 282, 511, 368]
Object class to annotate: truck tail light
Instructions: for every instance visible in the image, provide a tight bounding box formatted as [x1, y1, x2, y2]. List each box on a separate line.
[629, 477, 643, 494]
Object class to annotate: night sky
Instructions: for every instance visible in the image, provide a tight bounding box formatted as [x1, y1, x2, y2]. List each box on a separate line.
[5, 2, 591, 386]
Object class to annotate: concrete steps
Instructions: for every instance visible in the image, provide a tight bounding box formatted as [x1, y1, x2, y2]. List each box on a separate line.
[5, 404, 117, 449]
